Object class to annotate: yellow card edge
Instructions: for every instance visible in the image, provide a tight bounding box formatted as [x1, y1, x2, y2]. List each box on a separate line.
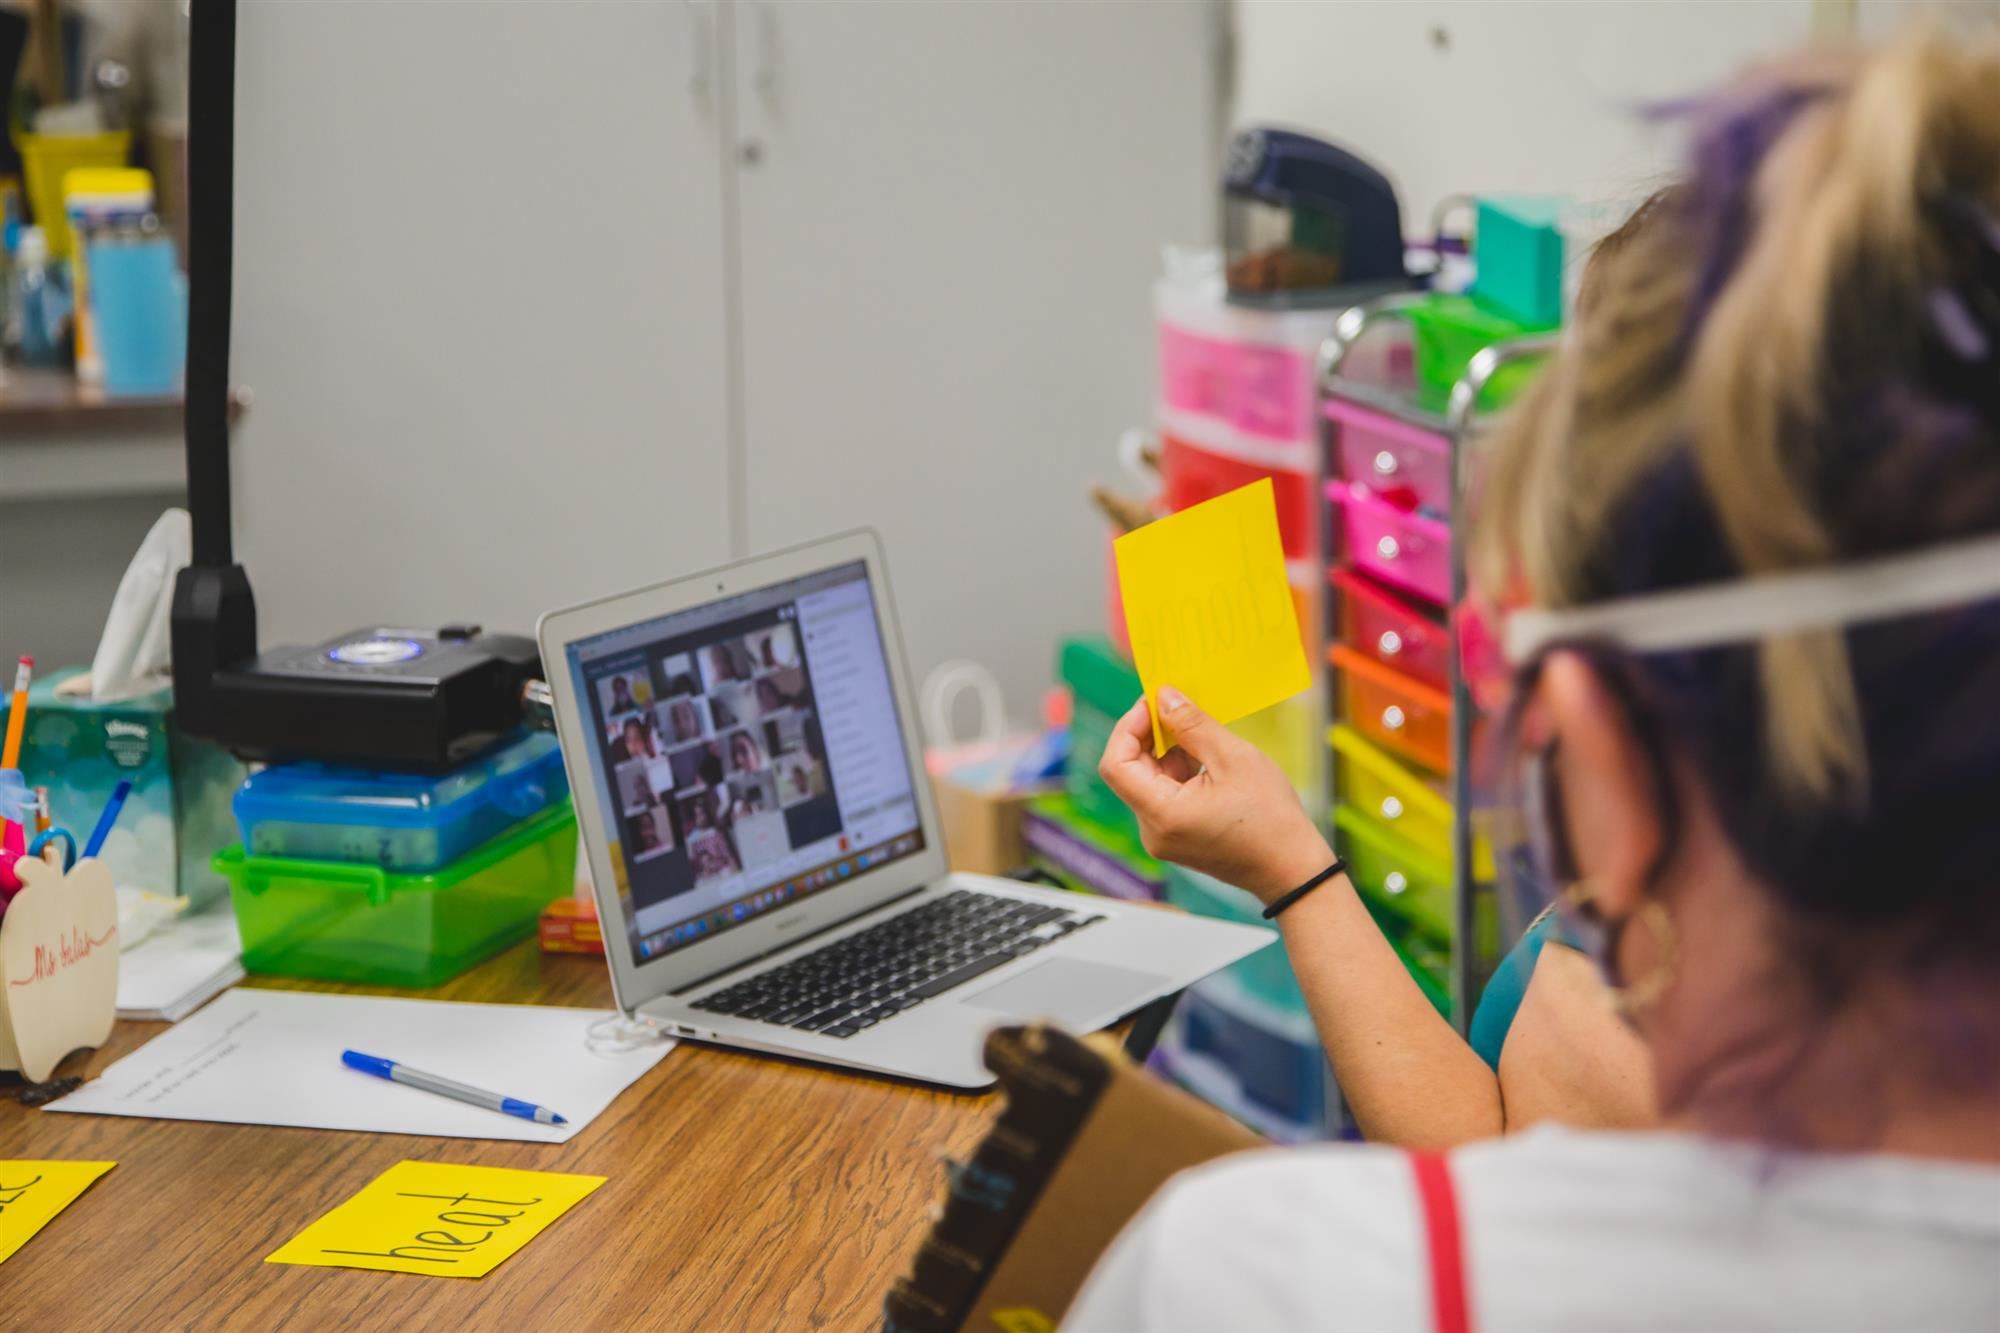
[263, 1164, 608, 1278]
[0, 1161, 118, 1267]
[1111, 478, 1303, 759]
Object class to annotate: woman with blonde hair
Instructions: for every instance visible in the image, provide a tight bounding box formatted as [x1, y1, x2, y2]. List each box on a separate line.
[1074, 32, 2000, 1329]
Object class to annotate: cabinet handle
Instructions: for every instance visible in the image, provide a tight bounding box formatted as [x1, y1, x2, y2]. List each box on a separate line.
[1385, 870, 1409, 896]
[1380, 795, 1404, 821]
[1376, 535, 1400, 561]
[1378, 629, 1403, 659]
[1373, 449, 1399, 477]
[685, 0, 714, 104]
[1381, 705, 1407, 732]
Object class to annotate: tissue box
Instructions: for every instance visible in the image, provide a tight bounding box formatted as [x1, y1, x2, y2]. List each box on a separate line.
[2, 667, 246, 908]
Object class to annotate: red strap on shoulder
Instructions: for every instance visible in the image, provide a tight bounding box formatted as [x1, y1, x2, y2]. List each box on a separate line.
[1408, 1151, 1474, 1333]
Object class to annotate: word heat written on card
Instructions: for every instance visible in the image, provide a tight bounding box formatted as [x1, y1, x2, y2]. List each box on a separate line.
[1114, 478, 1310, 756]
[0, 1161, 116, 1265]
[268, 1161, 604, 1278]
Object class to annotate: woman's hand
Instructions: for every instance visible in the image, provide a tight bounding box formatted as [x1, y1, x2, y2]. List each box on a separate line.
[1097, 686, 1334, 906]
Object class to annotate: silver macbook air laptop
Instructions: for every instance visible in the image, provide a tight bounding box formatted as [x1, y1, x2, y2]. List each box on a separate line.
[539, 530, 1274, 1088]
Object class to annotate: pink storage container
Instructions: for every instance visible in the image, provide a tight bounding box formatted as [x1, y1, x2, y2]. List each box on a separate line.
[1326, 398, 1452, 512]
[1159, 323, 1232, 423]
[1159, 322, 1318, 444]
[1228, 340, 1315, 443]
[1332, 567, 1451, 692]
[1330, 481, 1452, 607]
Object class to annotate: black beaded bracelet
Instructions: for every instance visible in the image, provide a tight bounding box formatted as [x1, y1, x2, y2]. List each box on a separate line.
[1261, 859, 1348, 920]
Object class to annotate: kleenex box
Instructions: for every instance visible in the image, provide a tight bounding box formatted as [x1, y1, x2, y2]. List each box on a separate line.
[2, 667, 246, 908]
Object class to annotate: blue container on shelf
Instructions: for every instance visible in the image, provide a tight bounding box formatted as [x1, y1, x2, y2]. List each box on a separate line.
[1150, 969, 1334, 1142]
[232, 729, 568, 872]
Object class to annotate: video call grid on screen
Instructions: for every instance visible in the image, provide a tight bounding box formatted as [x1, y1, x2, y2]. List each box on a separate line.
[569, 562, 923, 962]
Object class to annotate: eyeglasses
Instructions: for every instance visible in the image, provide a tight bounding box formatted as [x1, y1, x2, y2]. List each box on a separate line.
[1460, 529, 2000, 706]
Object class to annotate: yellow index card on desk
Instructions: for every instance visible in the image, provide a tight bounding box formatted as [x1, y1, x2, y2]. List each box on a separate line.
[266, 1161, 605, 1278]
[0, 1160, 116, 1265]
[1115, 478, 1310, 756]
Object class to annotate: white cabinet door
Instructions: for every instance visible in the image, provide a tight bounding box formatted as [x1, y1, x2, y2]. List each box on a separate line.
[731, 0, 1223, 718]
[232, 0, 735, 643]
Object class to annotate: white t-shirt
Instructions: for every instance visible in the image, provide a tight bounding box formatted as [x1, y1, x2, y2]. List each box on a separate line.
[1064, 1124, 2000, 1332]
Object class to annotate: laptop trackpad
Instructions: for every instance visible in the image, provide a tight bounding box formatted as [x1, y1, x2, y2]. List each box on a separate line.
[960, 958, 1169, 1027]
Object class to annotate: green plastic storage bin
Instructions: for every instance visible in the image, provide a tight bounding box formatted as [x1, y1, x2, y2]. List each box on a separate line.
[1161, 864, 1297, 1015]
[1404, 292, 1555, 413]
[216, 805, 577, 987]
[1059, 635, 1143, 837]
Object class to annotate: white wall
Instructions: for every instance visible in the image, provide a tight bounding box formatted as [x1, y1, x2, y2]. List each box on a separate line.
[1233, 0, 1818, 228]
[231, 1, 736, 657]
[227, 0, 1221, 726]
[1232, 0, 2000, 233]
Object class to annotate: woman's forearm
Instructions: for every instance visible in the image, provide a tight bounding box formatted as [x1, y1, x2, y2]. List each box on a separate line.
[1275, 872, 1504, 1147]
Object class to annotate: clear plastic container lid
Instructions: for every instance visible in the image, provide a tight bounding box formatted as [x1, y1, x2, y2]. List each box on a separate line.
[234, 729, 564, 829]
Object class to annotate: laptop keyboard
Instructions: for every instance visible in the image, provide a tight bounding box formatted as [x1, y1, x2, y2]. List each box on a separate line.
[688, 889, 1103, 1039]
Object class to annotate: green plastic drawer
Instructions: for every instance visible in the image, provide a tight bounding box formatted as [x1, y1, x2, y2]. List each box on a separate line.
[1366, 896, 1451, 1016]
[216, 805, 577, 987]
[1060, 635, 1144, 835]
[1060, 634, 1141, 719]
[1335, 803, 1452, 944]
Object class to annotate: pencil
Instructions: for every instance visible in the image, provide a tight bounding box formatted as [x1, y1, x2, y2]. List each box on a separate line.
[2, 656, 31, 771]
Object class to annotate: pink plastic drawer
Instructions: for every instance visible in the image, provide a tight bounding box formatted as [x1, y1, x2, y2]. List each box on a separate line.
[1160, 323, 1232, 422]
[1332, 567, 1451, 691]
[1163, 434, 1316, 559]
[1160, 322, 1317, 444]
[1229, 341, 1315, 442]
[1330, 481, 1452, 607]
[1327, 398, 1452, 512]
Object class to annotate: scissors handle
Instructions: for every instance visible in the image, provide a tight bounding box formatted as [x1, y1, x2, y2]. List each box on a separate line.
[28, 827, 78, 872]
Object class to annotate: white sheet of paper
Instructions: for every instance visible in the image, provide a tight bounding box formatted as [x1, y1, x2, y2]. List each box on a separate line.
[115, 904, 245, 1022]
[48, 989, 676, 1142]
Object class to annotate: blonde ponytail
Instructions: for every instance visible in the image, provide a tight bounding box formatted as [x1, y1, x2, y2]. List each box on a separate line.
[1473, 27, 2000, 805]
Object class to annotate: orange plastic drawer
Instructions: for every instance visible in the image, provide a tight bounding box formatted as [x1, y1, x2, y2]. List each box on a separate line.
[1330, 643, 1451, 774]
[1160, 433, 1317, 559]
[1332, 567, 1451, 692]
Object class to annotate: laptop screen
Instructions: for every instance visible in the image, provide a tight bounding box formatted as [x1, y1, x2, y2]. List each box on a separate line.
[564, 560, 926, 967]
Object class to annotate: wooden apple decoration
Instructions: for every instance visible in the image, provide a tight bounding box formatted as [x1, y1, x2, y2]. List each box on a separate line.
[0, 854, 119, 1083]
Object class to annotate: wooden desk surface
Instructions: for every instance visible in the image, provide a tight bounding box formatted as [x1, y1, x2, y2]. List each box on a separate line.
[2, 940, 993, 1330]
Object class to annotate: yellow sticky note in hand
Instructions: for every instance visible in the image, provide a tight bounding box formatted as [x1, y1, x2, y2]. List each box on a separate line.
[1114, 478, 1310, 757]
[0, 1160, 116, 1265]
[266, 1161, 605, 1278]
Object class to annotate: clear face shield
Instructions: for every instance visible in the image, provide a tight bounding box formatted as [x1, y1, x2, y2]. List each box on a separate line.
[1460, 531, 2000, 977]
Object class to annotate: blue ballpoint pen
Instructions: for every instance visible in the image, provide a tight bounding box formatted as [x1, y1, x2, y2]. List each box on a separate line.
[82, 780, 133, 860]
[341, 1050, 568, 1125]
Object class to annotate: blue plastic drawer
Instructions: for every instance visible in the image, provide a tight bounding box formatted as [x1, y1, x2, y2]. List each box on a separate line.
[1152, 969, 1331, 1141]
[233, 729, 568, 872]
